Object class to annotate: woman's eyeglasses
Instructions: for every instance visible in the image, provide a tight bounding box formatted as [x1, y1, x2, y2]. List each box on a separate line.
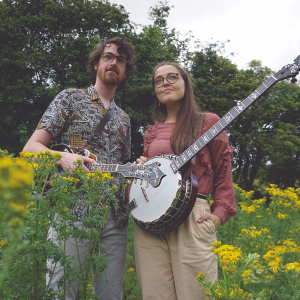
[153, 73, 182, 88]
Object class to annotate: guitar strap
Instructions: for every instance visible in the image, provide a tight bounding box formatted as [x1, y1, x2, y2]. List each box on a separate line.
[89, 106, 114, 142]
[83, 88, 115, 146]
[67, 90, 115, 157]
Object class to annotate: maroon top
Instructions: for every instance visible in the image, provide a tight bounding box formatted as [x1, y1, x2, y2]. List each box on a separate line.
[143, 113, 236, 225]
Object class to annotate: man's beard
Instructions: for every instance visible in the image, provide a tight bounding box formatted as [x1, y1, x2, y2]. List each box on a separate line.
[98, 68, 123, 87]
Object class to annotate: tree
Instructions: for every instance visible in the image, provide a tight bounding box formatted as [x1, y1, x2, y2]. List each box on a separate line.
[0, 0, 131, 154]
[115, 0, 192, 159]
[189, 43, 300, 190]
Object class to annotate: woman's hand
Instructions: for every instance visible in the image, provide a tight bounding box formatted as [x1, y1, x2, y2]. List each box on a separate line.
[136, 156, 147, 164]
[197, 213, 222, 231]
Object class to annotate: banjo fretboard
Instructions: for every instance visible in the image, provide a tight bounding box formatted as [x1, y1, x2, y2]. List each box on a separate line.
[170, 56, 300, 173]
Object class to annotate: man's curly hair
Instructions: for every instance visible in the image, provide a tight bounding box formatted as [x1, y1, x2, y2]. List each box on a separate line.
[88, 37, 137, 90]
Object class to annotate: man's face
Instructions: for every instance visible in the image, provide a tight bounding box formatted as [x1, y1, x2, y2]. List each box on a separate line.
[94, 43, 127, 87]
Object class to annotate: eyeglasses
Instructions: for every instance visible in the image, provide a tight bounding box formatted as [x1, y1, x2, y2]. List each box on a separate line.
[102, 52, 127, 68]
[153, 73, 182, 88]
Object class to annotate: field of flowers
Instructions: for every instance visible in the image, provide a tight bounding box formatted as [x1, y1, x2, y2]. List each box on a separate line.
[123, 185, 300, 300]
[1, 149, 299, 299]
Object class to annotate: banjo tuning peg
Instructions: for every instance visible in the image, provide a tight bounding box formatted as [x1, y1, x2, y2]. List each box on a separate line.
[291, 77, 297, 84]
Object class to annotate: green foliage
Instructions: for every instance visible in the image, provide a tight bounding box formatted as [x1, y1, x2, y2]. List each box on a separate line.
[0, 150, 117, 299]
[122, 216, 142, 300]
[116, 1, 192, 159]
[0, 0, 131, 154]
[189, 42, 300, 190]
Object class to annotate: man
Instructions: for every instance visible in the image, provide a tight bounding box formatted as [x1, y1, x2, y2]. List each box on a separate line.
[23, 37, 136, 299]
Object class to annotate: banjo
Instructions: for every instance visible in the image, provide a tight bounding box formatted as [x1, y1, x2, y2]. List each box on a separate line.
[125, 55, 300, 234]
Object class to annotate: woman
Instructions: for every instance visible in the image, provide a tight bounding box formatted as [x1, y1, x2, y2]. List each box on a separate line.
[134, 62, 236, 300]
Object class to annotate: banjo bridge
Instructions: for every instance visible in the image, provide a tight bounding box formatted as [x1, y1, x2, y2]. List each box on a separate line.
[141, 187, 149, 202]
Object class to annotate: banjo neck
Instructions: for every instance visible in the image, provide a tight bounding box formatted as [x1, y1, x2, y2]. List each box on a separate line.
[170, 55, 300, 173]
[51, 144, 166, 187]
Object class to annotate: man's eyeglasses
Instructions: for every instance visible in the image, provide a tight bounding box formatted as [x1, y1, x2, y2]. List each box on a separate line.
[153, 73, 182, 88]
[102, 52, 127, 68]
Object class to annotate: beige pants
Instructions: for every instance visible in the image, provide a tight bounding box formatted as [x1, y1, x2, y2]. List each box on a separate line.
[134, 198, 218, 300]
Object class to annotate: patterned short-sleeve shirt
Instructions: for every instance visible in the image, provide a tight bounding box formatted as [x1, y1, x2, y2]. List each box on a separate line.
[37, 85, 131, 227]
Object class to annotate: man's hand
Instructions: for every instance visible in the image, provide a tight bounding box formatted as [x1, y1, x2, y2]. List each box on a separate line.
[23, 129, 97, 174]
[197, 213, 222, 231]
[58, 152, 97, 173]
[136, 156, 147, 164]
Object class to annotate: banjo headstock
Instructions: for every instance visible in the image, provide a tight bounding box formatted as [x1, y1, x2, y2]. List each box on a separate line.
[273, 55, 300, 82]
[123, 161, 165, 187]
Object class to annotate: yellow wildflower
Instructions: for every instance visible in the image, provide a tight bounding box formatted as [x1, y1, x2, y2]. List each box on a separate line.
[268, 257, 281, 274]
[0, 240, 8, 247]
[196, 272, 205, 281]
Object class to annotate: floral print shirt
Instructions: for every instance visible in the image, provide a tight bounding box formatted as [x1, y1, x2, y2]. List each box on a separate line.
[37, 85, 131, 227]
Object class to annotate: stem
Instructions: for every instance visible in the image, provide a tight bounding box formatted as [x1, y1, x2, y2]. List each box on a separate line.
[285, 271, 297, 296]
[33, 186, 43, 300]
[32, 234, 36, 299]
[223, 268, 230, 300]
[75, 236, 84, 280]
[228, 219, 231, 244]
[46, 261, 58, 292]
[63, 229, 67, 299]
[82, 184, 94, 300]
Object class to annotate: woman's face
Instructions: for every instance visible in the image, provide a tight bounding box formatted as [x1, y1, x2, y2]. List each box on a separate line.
[154, 65, 185, 107]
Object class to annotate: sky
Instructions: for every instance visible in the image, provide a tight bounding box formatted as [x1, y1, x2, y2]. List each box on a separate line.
[110, 0, 300, 72]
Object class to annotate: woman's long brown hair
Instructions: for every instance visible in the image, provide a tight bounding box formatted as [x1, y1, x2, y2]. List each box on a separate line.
[152, 62, 202, 155]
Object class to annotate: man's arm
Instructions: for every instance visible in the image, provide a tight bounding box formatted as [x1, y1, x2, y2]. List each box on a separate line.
[23, 129, 97, 172]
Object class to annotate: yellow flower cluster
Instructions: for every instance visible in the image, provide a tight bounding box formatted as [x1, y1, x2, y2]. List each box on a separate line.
[267, 257, 281, 274]
[9, 203, 29, 217]
[0, 156, 34, 228]
[212, 242, 242, 269]
[266, 184, 300, 211]
[234, 183, 254, 200]
[126, 268, 135, 272]
[240, 203, 260, 214]
[252, 197, 266, 205]
[0, 156, 33, 191]
[241, 269, 252, 284]
[277, 212, 289, 219]
[196, 272, 205, 281]
[262, 238, 300, 274]
[60, 177, 80, 183]
[21, 150, 62, 160]
[214, 285, 224, 298]
[285, 261, 300, 273]
[86, 170, 113, 182]
[229, 286, 248, 298]
[0, 240, 8, 247]
[239, 227, 269, 238]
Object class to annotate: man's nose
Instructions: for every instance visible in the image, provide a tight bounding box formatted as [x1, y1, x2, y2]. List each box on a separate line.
[110, 57, 118, 66]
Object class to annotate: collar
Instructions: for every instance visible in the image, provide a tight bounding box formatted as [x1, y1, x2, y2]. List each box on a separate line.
[88, 85, 116, 110]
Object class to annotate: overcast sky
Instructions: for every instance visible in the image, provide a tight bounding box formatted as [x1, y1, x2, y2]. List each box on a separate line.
[111, 0, 300, 72]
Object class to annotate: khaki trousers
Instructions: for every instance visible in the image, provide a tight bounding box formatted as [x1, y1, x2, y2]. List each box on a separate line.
[134, 198, 218, 300]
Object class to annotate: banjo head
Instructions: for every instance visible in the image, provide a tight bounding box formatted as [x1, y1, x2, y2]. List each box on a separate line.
[129, 156, 181, 222]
